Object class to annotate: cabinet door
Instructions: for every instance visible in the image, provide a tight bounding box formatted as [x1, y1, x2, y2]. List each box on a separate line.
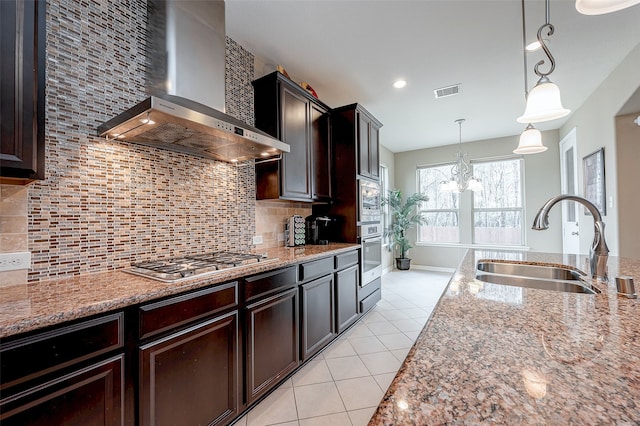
[300, 274, 336, 360]
[245, 287, 299, 404]
[139, 312, 239, 426]
[357, 114, 371, 178]
[280, 84, 312, 200]
[0, 355, 124, 426]
[335, 265, 360, 333]
[0, 0, 46, 183]
[369, 124, 380, 179]
[310, 103, 331, 201]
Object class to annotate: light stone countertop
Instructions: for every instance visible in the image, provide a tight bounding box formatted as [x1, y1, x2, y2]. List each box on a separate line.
[370, 250, 640, 425]
[0, 243, 358, 339]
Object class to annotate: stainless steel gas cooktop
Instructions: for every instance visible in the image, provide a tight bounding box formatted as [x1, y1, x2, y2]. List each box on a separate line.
[126, 251, 277, 282]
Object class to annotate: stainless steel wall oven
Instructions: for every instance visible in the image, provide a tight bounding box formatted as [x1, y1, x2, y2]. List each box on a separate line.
[360, 223, 382, 286]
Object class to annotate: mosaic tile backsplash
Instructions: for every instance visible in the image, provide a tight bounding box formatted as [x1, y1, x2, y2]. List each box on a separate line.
[6, 0, 260, 283]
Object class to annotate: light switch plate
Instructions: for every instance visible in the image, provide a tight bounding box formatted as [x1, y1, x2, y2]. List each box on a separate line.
[0, 252, 31, 272]
[252, 235, 264, 245]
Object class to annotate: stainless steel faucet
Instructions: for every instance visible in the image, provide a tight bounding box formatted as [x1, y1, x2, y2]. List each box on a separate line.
[532, 194, 609, 281]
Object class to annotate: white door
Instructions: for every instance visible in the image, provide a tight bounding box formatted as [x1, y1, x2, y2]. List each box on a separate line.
[559, 128, 580, 255]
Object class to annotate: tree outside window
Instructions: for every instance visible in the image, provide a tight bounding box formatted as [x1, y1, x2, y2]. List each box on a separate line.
[417, 157, 524, 247]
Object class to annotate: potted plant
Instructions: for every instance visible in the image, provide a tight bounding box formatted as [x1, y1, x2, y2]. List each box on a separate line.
[381, 190, 429, 270]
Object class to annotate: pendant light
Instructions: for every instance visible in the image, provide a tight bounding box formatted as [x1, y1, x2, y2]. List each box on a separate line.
[575, 0, 640, 15]
[514, 0, 547, 154]
[440, 119, 482, 193]
[517, 0, 570, 124]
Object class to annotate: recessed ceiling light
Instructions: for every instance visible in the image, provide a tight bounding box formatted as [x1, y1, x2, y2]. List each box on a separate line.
[393, 79, 407, 89]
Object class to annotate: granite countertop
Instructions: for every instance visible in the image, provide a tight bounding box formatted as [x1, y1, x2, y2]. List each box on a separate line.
[0, 243, 358, 339]
[370, 250, 640, 425]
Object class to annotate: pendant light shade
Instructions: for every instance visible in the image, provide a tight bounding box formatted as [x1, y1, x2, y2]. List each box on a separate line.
[514, 124, 547, 154]
[575, 0, 640, 15]
[517, 76, 570, 123]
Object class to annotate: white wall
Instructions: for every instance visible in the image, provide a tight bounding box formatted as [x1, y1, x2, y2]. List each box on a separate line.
[392, 130, 562, 269]
[559, 42, 640, 258]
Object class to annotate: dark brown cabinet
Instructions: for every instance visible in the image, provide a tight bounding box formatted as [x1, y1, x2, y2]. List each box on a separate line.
[0, 356, 124, 426]
[0, 313, 125, 425]
[300, 274, 336, 361]
[333, 104, 382, 182]
[253, 72, 331, 202]
[335, 264, 359, 333]
[139, 312, 239, 426]
[0, 0, 46, 184]
[244, 267, 299, 404]
[358, 113, 380, 179]
[137, 282, 240, 426]
[0, 252, 363, 425]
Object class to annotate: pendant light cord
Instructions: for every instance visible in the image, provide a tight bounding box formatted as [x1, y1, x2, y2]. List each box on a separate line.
[521, 0, 528, 98]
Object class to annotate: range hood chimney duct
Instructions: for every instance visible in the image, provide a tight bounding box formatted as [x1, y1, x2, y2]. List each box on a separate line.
[97, 0, 289, 162]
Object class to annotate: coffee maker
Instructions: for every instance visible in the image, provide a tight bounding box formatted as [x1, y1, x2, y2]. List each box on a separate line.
[305, 215, 335, 245]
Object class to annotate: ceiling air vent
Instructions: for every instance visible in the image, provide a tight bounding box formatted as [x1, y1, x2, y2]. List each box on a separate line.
[434, 84, 461, 99]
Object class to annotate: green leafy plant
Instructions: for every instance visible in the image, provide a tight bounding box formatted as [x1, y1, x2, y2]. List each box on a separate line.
[381, 190, 429, 259]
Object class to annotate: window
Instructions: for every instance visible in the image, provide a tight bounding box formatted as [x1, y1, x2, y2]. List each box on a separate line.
[417, 157, 525, 247]
[472, 158, 524, 245]
[380, 164, 390, 245]
[417, 164, 460, 243]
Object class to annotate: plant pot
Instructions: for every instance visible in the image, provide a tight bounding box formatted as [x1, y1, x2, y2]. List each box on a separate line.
[396, 258, 411, 270]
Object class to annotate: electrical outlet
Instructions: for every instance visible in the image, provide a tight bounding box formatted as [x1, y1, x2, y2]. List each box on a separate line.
[0, 252, 31, 272]
[277, 233, 284, 242]
[252, 235, 264, 245]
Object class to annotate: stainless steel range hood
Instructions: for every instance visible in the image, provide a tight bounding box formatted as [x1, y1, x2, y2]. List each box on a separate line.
[96, 0, 289, 162]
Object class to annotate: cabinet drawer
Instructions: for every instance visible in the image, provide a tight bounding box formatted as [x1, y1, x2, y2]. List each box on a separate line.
[335, 250, 359, 270]
[360, 288, 381, 314]
[299, 257, 333, 282]
[244, 266, 297, 303]
[0, 312, 124, 390]
[139, 282, 238, 340]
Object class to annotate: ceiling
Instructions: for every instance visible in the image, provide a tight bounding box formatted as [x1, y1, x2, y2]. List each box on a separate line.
[225, 0, 640, 153]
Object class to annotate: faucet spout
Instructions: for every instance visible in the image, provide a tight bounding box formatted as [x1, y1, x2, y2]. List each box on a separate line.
[532, 194, 609, 281]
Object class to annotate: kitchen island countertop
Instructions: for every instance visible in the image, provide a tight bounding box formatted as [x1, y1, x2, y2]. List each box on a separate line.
[0, 243, 358, 338]
[370, 250, 640, 425]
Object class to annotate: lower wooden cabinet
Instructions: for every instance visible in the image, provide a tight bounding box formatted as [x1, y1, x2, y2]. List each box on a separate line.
[335, 264, 359, 333]
[0, 251, 369, 425]
[139, 311, 239, 426]
[245, 287, 299, 404]
[300, 274, 336, 361]
[0, 355, 124, 426]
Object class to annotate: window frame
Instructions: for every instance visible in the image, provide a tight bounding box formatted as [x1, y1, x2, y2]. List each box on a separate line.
[380, 163, 390, 247]
[471, 157, 526, 246]
[416, 162, 461, 244]
[416, 155, 528, 249]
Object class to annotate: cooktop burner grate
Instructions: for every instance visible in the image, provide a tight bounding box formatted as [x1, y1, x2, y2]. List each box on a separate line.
[126, 251, 275, 282]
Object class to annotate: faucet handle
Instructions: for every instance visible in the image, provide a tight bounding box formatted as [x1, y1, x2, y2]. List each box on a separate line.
[616, 276, 637, 299]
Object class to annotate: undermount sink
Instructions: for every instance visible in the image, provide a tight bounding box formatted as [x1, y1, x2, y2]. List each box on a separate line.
[475, 260, 599, 294]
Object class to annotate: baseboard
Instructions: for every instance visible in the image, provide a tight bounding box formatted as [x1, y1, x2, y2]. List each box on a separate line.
[382, 266, 393, 276]
[404, 264, 456, 273]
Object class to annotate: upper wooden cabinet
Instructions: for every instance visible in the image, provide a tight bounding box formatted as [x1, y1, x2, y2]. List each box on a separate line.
[0, 0, 46, 184]
[333, 104, 382, 181]
[253, 72, 331, 202]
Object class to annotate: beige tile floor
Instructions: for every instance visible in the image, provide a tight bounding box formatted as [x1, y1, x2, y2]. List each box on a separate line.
[234, 269, 452, 426]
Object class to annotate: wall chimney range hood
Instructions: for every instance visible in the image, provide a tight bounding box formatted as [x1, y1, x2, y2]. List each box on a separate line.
[96, 0, 289, 162]
[97, 95, 289, 162]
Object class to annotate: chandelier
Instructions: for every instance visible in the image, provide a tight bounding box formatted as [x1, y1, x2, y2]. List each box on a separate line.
[440, 119, 482, 193]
